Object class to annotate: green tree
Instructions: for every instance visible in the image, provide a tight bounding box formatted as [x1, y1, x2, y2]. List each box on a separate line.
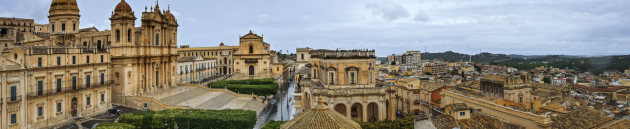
[543, 77, 551, 84]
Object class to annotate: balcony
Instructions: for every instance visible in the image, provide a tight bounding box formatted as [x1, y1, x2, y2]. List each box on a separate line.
[27, 80, 114, 99]
[312, 87, 387, 97]
[196, 67, 207, 71]
[7, 96, 21, 112]
[7, 95, 22, 103]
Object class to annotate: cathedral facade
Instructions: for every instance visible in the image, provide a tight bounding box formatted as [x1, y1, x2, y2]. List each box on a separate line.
[0, 0, 178, 128]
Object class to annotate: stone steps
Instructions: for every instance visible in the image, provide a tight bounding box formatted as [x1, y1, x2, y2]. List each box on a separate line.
[176, 92, 223, 107]
[158, 88, 207, 105]
[220, 97, 251, 110]
[193, 92, 236, 110]
[242, 99, 265, 114]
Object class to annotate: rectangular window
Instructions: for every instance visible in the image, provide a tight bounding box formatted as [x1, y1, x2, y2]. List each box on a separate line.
[101, 94, 105, 102]
[38, 106, 43, 117]
[86, 75, 91, 88]
[72, 76, 77, 90]
[100, 55, 104, 62]
[37, 81, 43, 95]
[10, 86, 17, 101]
[11, 114, 16, 124]
[86, 56, 89, 64]
[61, 23, 65, 31]
[57, 102, 62, 112]
[73, 23, 76, 31]
[57, 56, 61, 66]
[155, 34, 159, 46]
[100, 73, 105, 85]
[86, 96, 91, 105]
[460, 112, 465, 116]
[56, 78, 62, 92]
[72, 56, 76, 64]
[37, 57, 42, 67]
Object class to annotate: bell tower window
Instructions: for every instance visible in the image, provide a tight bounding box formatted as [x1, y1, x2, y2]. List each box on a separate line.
[249, 45, 253, 53]
[128, 29, 132, 42]
[116, 30, 120, 42]
[155, 34, 159, 46]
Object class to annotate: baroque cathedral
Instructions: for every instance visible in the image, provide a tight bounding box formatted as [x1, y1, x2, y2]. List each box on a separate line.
[0, 0, 178, 128]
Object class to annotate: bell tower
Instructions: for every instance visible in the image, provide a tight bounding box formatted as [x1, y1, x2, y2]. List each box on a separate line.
[48, 0, 81, 46]
[110, 0, 136, 57]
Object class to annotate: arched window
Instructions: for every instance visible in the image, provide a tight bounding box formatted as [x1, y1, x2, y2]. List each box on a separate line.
[224, 57, 227, 64]
[249, 45, 253, 53]
[83, 41, 87, 47]
[97, 40, 102, 50]
[155, 34, 159, 46]
[301, 54, 304, 59]
[14, 53, 18, 60]
[127, 29, 132, 42]
[249, 66, 255, 76]
[115, 30, 120, 42]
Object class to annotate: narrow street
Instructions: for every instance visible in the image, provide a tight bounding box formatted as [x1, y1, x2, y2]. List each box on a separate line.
[254, 74, 296, 129]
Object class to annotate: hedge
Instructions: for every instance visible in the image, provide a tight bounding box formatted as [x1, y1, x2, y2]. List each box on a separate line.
[262, 120, 286, 129]
[208, 79, 279, 96]
[359, 117, 415, 129]
[95, 122, 136, 129]
[118, 109, 256, 129]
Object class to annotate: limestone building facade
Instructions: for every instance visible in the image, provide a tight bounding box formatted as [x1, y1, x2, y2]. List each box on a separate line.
[0, 0, 180, 128]
[177, 55, 217, 83]
[177, 31, 282, 80]
[294, 48, 398, 122]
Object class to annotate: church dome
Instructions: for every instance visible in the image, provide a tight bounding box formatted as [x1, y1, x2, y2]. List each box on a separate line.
[114, 0, 132, 15]
[49, 0, 79, 16]
[280, 98, 361, 129]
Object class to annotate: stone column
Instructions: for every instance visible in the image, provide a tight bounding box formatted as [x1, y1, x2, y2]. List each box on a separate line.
[362, 102, 368, 122]
[346, 102, 351, 118]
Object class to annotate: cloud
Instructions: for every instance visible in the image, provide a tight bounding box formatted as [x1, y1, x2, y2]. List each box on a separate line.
[365, 0, 410, 21]
[2, 0, 630, 56]
[414, 10, 430, 22]
[257, 14, 274, 23]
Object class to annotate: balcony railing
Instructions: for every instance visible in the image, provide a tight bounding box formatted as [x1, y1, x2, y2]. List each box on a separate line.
[312, 87, 387, 97]
[196, 67, 207, 71]
[7, 95, 22, 103]
[27, 80, 113, 99]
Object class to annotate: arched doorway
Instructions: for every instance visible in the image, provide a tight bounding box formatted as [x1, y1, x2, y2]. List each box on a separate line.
[351, 103, 363, 121]
[71, 97, 78, 117]
[367, 102, 379, 121]
[334, 104, 347, 116]
[249, 66, 255, 76]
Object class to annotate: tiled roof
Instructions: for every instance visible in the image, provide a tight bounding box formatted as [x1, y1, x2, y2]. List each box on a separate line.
[177, 56, 196, 62]
[281, 99, 361, 129]
[571, 84, 630, 92]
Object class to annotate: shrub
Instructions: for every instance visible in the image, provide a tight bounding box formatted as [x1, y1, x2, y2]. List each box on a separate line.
[262, 120, 287, 129]
[208, 79, 279, 96]
[359, 117, 415, 129]
[95, 122, 136, 129]
[118, 109, 257, 129]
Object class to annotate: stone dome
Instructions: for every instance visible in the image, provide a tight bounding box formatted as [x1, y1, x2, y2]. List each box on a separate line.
[280, 98, 361, 129]
[114, 0, 132, 15]
[49, 0, 79, 13]
[49, 0, 80, 18]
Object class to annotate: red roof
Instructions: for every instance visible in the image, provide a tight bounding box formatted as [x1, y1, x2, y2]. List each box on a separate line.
[571, 84, 630, 92]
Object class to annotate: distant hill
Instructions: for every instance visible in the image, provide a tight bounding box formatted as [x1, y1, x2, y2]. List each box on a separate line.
[422, 51, 512, 64]
[420, 51, 630, 73]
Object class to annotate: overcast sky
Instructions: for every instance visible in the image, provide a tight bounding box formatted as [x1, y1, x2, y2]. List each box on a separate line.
[1, 0, 629, 56]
